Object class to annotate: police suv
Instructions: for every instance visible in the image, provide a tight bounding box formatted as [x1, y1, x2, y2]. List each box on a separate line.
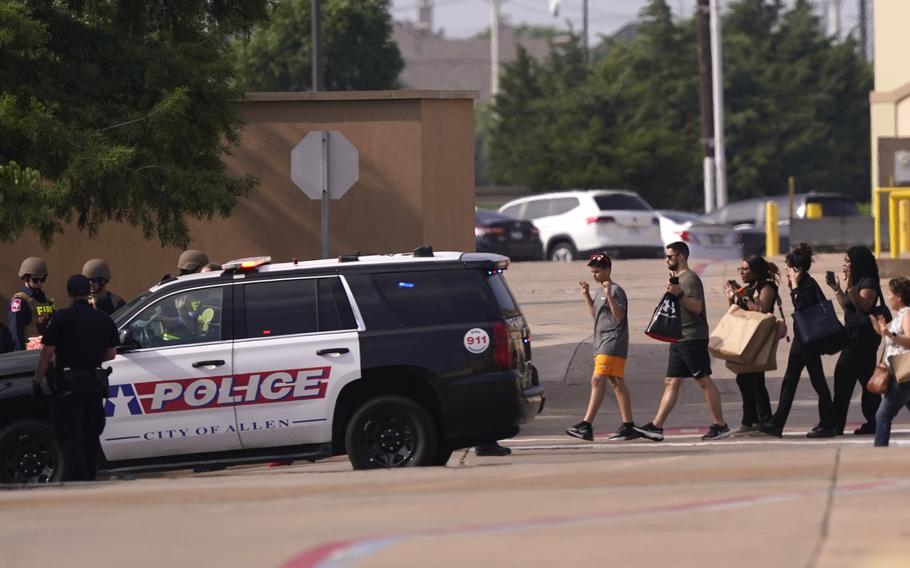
[0, 250, 544, 483]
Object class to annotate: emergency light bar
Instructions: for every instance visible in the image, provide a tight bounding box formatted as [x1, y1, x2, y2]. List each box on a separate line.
[222, 256, 271, 271]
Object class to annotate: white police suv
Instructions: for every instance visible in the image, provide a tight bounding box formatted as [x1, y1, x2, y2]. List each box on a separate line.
[0, 250, 544, 482]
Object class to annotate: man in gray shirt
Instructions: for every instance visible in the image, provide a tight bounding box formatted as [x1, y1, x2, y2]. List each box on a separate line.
[634, 242, 731, 442]
[567, 253, 639, 441]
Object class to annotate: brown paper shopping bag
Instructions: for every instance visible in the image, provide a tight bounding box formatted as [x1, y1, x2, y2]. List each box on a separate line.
[708, 305, 777, 365]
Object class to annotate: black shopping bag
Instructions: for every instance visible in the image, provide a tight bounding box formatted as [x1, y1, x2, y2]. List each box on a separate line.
[793, 298, 845, 346]
[645, 293, 683, 343]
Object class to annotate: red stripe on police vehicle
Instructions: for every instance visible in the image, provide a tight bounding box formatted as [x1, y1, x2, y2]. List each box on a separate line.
[126, 367, 331, 414]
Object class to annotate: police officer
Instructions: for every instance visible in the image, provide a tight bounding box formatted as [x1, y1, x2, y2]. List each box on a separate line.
[81, 258, 127, 315]
[9, 257, 56, 350]
[177, 250, 209, 275]
[32, 275, 118, 482]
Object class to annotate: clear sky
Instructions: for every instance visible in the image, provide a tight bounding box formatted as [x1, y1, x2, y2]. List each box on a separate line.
[389, 0, 861, 42]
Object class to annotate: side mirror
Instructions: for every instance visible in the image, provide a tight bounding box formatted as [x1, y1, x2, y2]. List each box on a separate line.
[118, 329, 140, 351]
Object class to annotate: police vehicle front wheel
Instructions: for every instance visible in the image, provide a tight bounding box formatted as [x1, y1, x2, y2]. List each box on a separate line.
[0, 420, 64, 484]
[345, 396, 438, 469]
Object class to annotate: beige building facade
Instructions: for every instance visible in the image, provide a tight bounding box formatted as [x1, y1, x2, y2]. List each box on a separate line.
[0, 90, 477, 305]
[870, 0, 910, 189]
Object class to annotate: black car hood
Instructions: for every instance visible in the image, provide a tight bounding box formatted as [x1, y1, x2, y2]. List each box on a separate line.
[0, 350, 40, 378]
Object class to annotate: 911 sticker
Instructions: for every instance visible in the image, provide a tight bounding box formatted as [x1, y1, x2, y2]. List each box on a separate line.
[463, 328, 490, 354]
[105, 366, 330, 418]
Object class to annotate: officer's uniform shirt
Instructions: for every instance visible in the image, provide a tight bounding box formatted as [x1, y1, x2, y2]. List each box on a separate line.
[93, 290, 127, 316]
[8, 285, 53, 350]
[42, 300, 118, 370]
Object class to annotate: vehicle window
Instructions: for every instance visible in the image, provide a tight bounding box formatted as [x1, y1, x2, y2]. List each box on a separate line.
[807, 197, 859, 216]
[113, 290, 153, 327]
[550, 197, 579, 215]
[661, 211, 702, 224]
[243, 279, 318, 338]
[594, 194, 651, 211]
[317, 277, 358, 331]
[487, 272, 520, 317]
[500, 204, 524, 218]
[374, 270, 499, 326]
[523, 199, 552, 219]
[128, 287, 224, 348]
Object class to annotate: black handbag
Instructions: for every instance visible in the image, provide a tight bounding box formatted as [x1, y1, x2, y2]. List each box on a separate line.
[645, 292, 683, 343]
[793, 285, 845, 346]
[870, 289, 893, 324]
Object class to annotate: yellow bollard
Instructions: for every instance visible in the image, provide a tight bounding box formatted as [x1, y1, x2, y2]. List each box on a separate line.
[765, 201, 780, 257]
[805, 203, 823, 219]
[891, 194, 901, 258]
[901, 199, 910, 255]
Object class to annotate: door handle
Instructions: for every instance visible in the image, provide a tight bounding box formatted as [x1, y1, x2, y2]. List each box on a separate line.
[316, 348, 349, 356]
[192, 359, 226, 368]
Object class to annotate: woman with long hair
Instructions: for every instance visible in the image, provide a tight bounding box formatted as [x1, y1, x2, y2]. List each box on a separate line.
[870, 277, 910, 446]
[761, 243, 835, 438]
[724, 255, 781, 434]
[827, 246, 883, 435]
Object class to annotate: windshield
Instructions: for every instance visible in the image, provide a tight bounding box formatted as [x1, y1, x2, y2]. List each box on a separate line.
[112, 290, 153, 327]
[594, 194, 652, 211]
[806, 197, 858, 216]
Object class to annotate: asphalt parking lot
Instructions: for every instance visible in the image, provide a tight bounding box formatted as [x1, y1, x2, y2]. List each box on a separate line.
[3, 254, 909, 568]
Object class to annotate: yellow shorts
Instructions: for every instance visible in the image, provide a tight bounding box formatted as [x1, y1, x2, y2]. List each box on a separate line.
[594, 354, 626, 378]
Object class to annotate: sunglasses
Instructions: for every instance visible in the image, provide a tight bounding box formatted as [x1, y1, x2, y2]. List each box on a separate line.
[29, 276, 47, 283]
[737, 267, 751, 273]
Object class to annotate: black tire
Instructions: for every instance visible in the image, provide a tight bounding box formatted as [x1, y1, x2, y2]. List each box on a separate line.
[549, 241, 577, 262]
[345, 395, 438, 470]
[0, 420, 64, 484]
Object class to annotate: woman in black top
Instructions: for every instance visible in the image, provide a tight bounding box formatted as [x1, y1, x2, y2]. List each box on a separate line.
[828, 246, 882, 435]
[761, 244, 835, 438]
[724, 255, 780, 433]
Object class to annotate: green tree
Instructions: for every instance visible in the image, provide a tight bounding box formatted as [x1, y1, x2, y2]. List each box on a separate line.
[233, 0, 403, 92]
[0, 0, 268, 246]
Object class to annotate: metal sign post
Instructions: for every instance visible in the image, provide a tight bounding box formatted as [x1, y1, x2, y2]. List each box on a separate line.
[290, 131, 359, 259]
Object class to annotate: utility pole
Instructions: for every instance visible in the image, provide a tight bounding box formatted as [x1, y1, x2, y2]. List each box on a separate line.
[859, 0, 868, 60]
[311, 0, 323, 91]
[582, 0, 589, 66]
[709, 0, 728, 209]
[490, 0, 502, 96]
[828, 0, 843, 40]
[696, 0, 715, 213]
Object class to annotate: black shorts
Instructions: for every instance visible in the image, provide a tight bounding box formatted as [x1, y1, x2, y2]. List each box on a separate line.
[667, 340, 712, 379]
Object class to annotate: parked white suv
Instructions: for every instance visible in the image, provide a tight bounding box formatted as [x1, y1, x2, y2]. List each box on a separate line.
[499, 190, 664, 261]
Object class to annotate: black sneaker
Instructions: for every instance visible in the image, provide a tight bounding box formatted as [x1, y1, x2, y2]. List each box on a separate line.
[759, 423, 783, 438]
[474, 442, 512, 456]
[806, 427, 836, 438]
[633, 422, 664, 442]
[853, 423, 875, 435]
[607, 424, 641, 441]
[702, 423, 732, 441]
[566, 421, 594, 441]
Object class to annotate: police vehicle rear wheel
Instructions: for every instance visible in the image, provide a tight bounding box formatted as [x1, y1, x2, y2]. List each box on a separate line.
[0, 420, 64, 484]
[345, 395, 438, 469]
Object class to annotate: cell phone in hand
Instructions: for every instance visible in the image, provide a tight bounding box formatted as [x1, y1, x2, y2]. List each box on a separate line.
[727, 279, 740, 289]
[825, 270, 836, 286]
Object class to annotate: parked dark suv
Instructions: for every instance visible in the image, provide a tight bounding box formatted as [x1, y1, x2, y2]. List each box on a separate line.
[0, 250, 544, 483]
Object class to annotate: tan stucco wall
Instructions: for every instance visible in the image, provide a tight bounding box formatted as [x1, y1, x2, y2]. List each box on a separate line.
[0, 90, 478, 306]
[870, 0, 910, 192]
[874, 0, 910, 93]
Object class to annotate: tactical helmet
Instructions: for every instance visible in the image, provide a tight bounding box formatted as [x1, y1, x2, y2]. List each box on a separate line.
[18, 257, 48, 279]
[177, 250, 209, 273]
[82, 258, 111, 281]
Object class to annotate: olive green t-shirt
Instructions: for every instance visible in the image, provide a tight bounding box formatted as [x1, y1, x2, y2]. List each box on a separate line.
[679, 269, 709, 341]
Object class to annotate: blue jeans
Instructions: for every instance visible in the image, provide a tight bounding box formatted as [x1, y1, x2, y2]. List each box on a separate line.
[874, 378, 910, 446]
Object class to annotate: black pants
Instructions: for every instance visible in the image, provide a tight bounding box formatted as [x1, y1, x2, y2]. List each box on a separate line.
[770, 344, 833, 430]
[736, 372, 772, 427]
[52, 384, 106, 481]
[832, 338, 880, 434]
